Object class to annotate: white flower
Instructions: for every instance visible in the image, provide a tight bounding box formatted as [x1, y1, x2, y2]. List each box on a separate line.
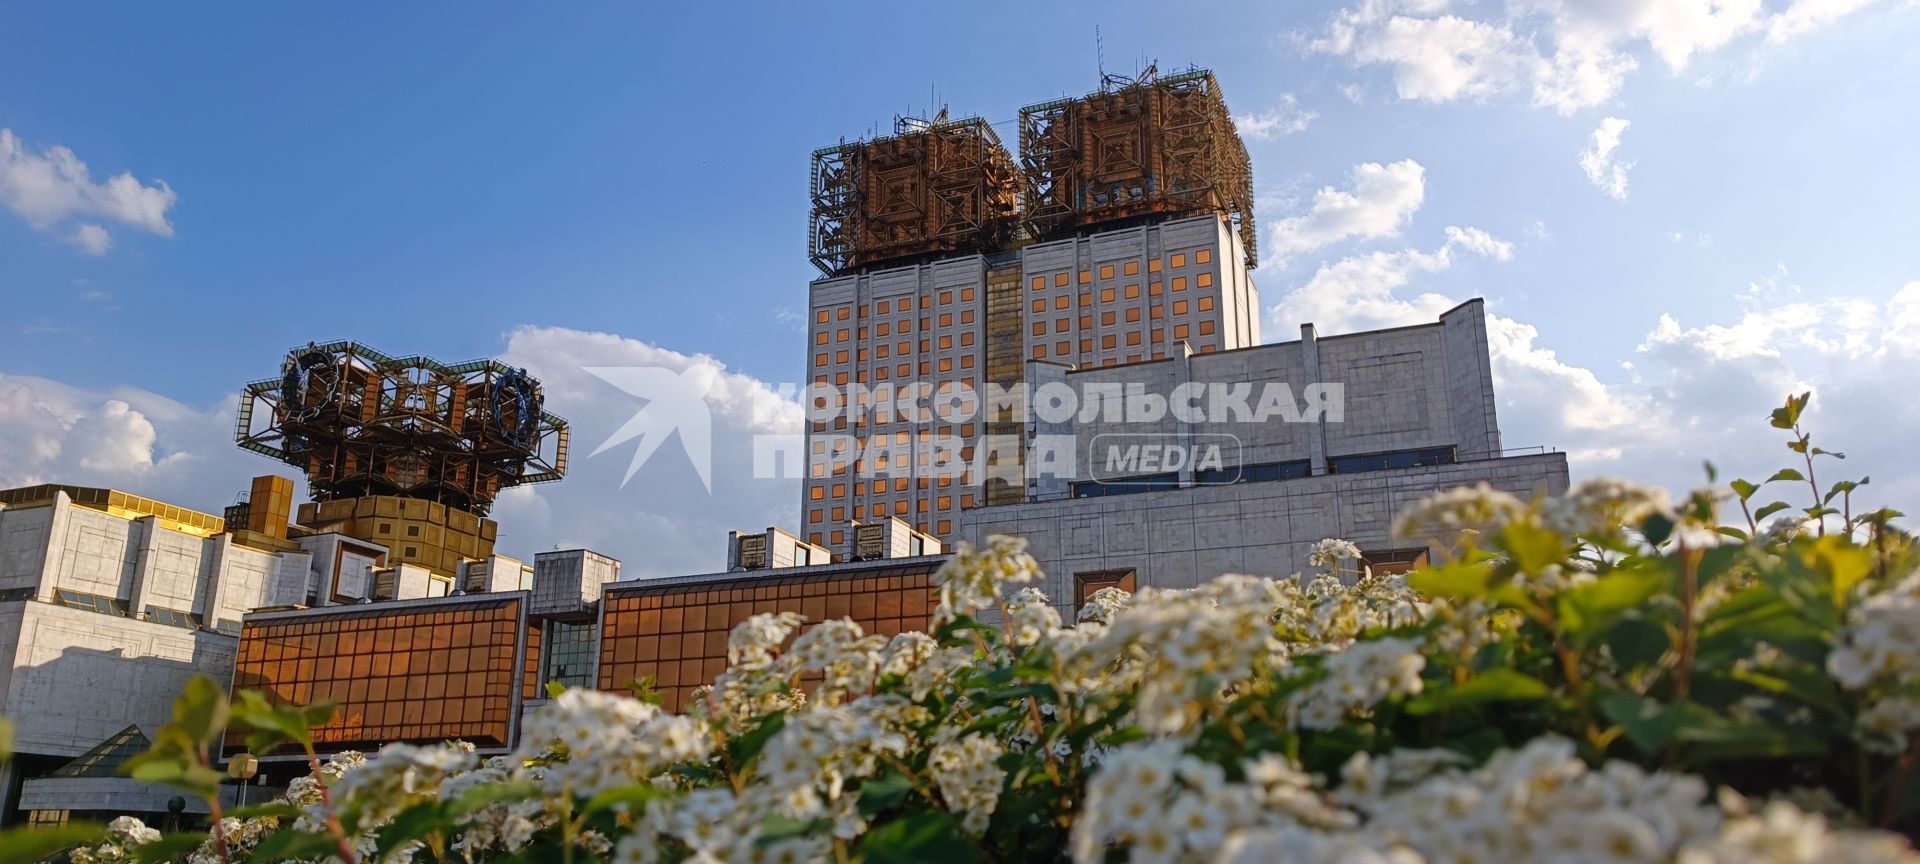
[1309, 538, 1363, 567]
[929, 733, 1006, 835]
[932, 535, 1040, 625]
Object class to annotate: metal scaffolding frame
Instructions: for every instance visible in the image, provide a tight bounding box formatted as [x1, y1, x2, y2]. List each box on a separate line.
[235, 341, 569, 516]
[1017, 67, 1257, 267]
[808, 116, 1020, 276]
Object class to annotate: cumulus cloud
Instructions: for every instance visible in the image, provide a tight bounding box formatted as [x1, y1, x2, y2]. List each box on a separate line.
[1579, 116, 1633, 200]
[1265, 241, 1920, 516]
[1269, 225, 1515, 334]
[1236, 93, 1319, 139]
[0, 128, 177, 254]
[497, 326, 805, 578]
[1267, 159, 1426, 264]
[1304, 0, 1889, 114]
[68, 223, 112, 255]
[0, 373, 252, 511]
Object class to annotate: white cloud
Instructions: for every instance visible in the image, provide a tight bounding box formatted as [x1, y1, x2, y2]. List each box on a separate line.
[1267, 159, 1427, 264]
[1236, 93, 1319, 139]
[1769, 0, 1884, 42]
[0, 129, 177, 252]
[1, 327, 810, 579]
[1579, 116, 1633, 200]
[1265, 231, 1920, 516]
[1305, 0, 1887, 114]
[1268, 225, 1515, 334]
[0, 373, 250, 511]
[68, 223, 112, 255]
[497, 326, 805, 578]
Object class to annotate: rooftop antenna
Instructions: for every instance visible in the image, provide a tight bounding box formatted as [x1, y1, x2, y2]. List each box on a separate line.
[1096, 25, 1106, 89]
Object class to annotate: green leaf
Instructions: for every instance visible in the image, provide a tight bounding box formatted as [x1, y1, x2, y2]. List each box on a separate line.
[373, 800, 446, 862]
[1729, 479, 1758, 501]
[756, 814, 830, 847]
[1670, 711, 1830, 762]
[1769, 392, 1809, 430]
[1405, 670, 1551, 716]
[1604, 617, 1671, 671]
[174, 674, 231, 745]
[854, 810, 980, 864]
[1727, 666, 1845, 719]
[545, 680, 568, 699]
[132, 832, 211, 864]
[0, 823, 106, 862]
[1640, 513, 1675, 547]
[1556, 567, 1666, 641]
[1753, 501, 1791, 522]
[581, 784, 669, 816]
[248, 828, 342, 863]
[857, 771, 915, 818]
[727, 710, 787, 767]
[1407, 560, 1493, 600]
[1766, 468, 1805, 484]
[1500, 520, 1566, 575]
[1598, 691, 1685, 754]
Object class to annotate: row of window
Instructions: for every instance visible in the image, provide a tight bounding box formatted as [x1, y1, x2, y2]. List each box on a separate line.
[806, 522, 949, 548]
[813, 310, 977, 346]
[1028, 249, 1215, 291]
[814, 287, 980, 326]
[1065, 449, 1457, 499]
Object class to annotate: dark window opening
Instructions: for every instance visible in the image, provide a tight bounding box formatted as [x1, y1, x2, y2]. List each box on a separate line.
[1361, 548, 1431, 576]
[53, 589, 128, 617]
[1195, 460, 1312, 486]
[1071, 472, 1178, 498]
[144, 606, 204, 629]
[1327, 446, 1456, 475]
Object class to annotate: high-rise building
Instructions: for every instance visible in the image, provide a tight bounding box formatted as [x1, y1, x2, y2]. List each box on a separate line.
[802, 69, 1260, 554]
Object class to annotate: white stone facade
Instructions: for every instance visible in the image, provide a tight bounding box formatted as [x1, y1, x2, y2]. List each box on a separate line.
[0, 490, 312, 823]
[959, 299, 1571, 614]
[962, 453, 1569, 617]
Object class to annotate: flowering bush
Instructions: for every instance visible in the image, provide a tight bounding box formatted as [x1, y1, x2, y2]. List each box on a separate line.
[14, 393, 1920, 863]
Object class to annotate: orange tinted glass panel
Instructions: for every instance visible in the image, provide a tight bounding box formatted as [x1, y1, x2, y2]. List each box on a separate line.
[597, 566, 940, 713]
[229, 596, 524, 753]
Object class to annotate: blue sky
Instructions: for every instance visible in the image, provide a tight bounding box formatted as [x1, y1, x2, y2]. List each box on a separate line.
[4, 2, 1917, 573]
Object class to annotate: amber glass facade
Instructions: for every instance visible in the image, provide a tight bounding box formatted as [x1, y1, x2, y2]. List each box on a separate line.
[598, 560, 942, 712]
[230, 595, 527, 753]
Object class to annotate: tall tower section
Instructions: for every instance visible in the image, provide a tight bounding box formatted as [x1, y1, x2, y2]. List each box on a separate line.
[235, 341, 570, 577]
[800, 68, 1260, 554]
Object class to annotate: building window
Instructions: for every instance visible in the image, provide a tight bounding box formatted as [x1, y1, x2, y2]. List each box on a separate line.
[54, 589, 128, 617]
[1327, 446, 1457, 474]
[214, 618, 243, 637]
[144, 606, 203, 630]
[1194, 460, 1312, 486]
[542, 619, 597, 691]
[1361, 548, 1431, 576]
[1070, 472, 1179, 498]
[0, 587, 33, 602]
[1075, 569, 1137, 616]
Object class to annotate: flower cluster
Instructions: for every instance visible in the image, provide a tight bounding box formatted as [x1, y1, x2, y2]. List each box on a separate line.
[114, 449, 1920, 864]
